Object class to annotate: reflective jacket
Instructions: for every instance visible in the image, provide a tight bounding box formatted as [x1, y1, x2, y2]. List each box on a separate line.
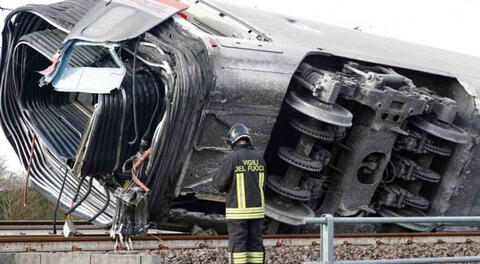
[213, 144, 266, 220]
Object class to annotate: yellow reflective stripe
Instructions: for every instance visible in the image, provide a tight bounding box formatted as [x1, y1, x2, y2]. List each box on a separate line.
[236, 173, 242, 208]
[226, 213, 264, 218]
[226, 216, 264, 220]
[231, 258, 247, 264]
[226, 211, 265, 216]
[226, 207, 264, 214]
[226, 214, 265, 219]
[241, 173, 246, 208]
[232, 252, 247, 264]
[226, 211, 265, 215]
[232, 258, 248, 264]
[226, 206, 265, 219]
[247, 252, 264, 262]
[226, 213, 265, 219]
[226, 206, 264, 211]
[259, 172, 265, 207]
[236, 173, 246, 208]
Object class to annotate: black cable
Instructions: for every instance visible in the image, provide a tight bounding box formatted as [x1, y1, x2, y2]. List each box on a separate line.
[52, 168, 69, 235]
[141, 70, 162, 142]
[64, 176, 94, 216]
[128, 35, 143, 145]
[88, 184, 110, 223]
[71, 175, 87, 205]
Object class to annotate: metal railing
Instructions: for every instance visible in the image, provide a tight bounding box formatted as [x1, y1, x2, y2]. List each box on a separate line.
[304, 214, 480, 264]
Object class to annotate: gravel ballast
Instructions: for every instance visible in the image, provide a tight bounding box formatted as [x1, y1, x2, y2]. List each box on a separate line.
[138, 242, 480, 263]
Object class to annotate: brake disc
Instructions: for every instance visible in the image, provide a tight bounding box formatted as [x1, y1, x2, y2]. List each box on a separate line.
[286, 90, 353, 127]
[394, 130, 453, 156]
[393, 155, 441, 183]
[404, 193, 430, 210]
[277, 147, 325, 172]
[290, 118, 346, 142]
[423, 141, 452, 156]
[266, 174, 312, 201]
[411, 166, 441, 183]
[410, 115, 469, 144]
[380, 184, 430, 210]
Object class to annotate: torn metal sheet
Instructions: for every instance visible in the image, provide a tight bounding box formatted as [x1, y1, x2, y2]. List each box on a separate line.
[50, 42, 126, 94]
[64, 0, 188, 42]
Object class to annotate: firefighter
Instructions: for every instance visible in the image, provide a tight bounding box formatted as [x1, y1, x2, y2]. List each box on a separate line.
[213, 123, 266, 264]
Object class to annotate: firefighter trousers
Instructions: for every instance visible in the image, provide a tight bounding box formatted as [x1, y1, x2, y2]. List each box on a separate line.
[227, 219, 264, 264]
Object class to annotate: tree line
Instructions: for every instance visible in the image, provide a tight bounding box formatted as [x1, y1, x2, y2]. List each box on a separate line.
[0, 156, 70, 220]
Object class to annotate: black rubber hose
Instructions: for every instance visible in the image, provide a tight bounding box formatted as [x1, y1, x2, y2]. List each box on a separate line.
[52, 168, 69, 235]
[71, 175, 87, 205]
[64, 176, 94, 216]
[88, 184, 110, 223]
[128, 36, 143, 145]
[141, 70, 162, 141]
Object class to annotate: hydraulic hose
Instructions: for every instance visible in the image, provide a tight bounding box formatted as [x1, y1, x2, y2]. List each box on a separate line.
[64, 176, 94, 216]
[88, 184, 110, 222]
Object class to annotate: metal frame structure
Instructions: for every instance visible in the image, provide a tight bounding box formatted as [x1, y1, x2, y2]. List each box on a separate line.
[304, 214, 480, 264]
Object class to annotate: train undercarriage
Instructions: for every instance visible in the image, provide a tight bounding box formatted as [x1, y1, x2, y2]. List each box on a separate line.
[172, 56, 478, 234]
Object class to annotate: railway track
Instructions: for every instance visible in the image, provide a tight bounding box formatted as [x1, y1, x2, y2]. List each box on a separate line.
[0, 221, 479, 253]
[0, 220, 177, 236]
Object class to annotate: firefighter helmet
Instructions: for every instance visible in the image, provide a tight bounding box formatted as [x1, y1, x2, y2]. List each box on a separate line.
[224, 123, 251, 145]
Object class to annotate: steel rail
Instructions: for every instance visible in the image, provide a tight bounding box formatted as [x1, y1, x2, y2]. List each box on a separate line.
[1, 232, 480, 243]
[0, 221, 93, 226]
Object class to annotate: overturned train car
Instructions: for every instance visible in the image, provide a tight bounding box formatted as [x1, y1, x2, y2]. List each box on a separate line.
[2, 0, 480, 236]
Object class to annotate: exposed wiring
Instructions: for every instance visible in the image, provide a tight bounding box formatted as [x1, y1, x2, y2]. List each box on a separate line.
[131, 148, 152, 192]
[53, 168, 69, 235]
[128, 35, 144, 146]
[88, 184, 110, 222]
[64, 176, 94, 216]
[141, 69, 162, 142]
[70, 175, 87, 210]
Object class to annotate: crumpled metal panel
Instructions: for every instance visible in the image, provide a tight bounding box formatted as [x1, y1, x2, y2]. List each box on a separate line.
[38, 0, 188, 94]
[18, 29, 102, 66]
[64, 0, 188, 42]
[1, 0, 116, 225]
[8, 0, 96, 32]
[49, 42, 126, 94]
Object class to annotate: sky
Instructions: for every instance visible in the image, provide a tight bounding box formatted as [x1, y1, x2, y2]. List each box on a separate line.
[1, 0, 480, 171]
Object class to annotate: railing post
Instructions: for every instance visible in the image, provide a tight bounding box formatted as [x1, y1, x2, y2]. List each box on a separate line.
[320, 214, 334, 264]
[304, 215, 480, 264]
